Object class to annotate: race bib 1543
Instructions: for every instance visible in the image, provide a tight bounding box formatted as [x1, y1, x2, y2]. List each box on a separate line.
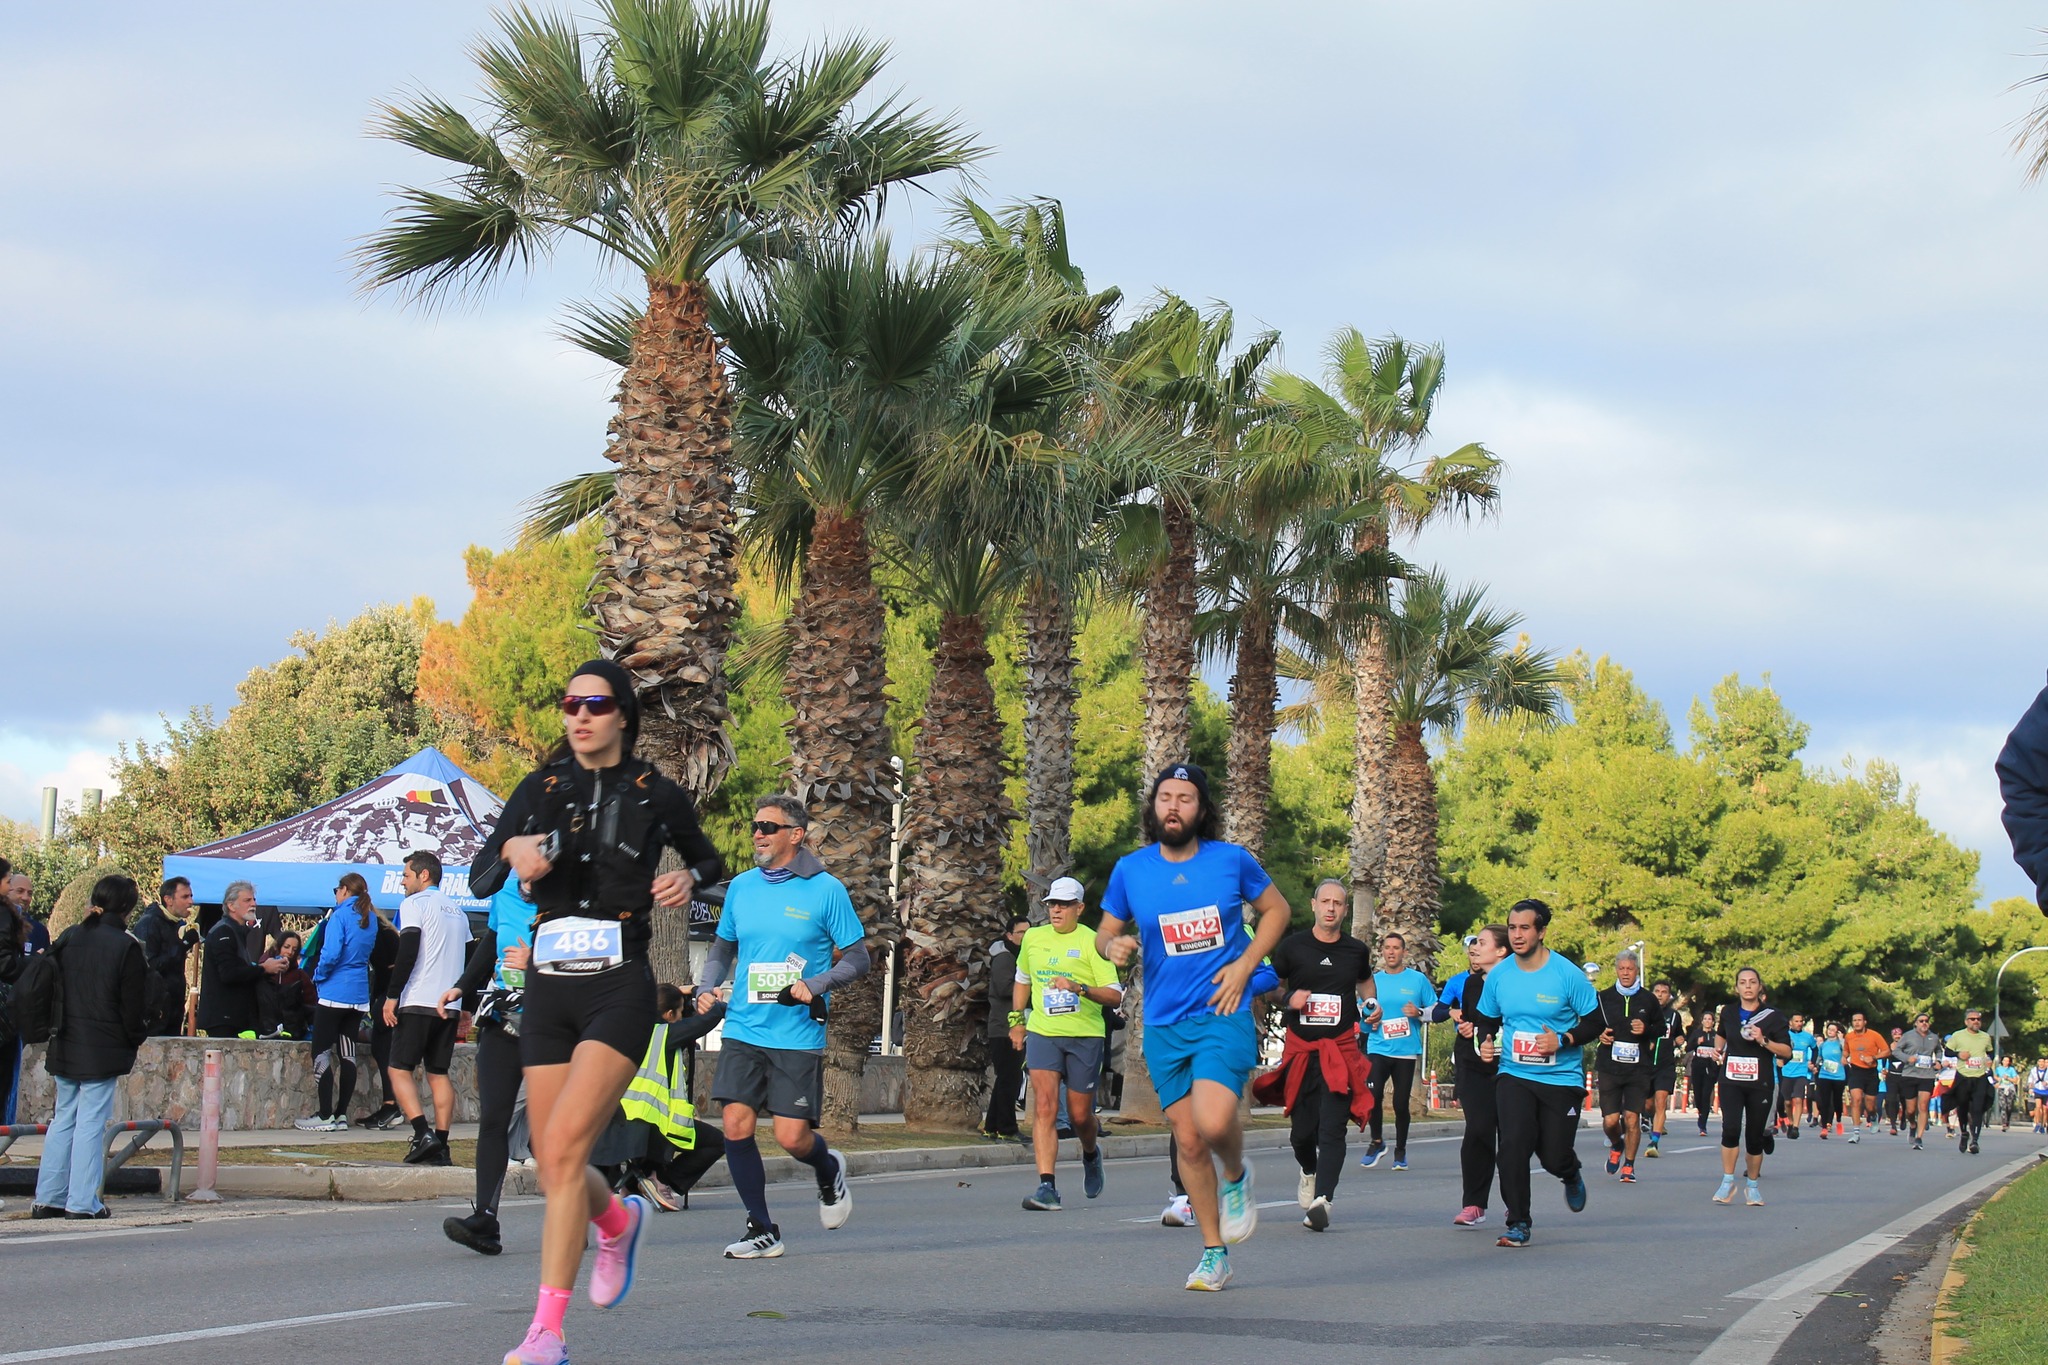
[1303, 993, 1343, 1026]
[1158, 906, 1225, 957]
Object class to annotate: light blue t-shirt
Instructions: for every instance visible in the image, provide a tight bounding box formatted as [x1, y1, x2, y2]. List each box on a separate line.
[1781, 1029, 1816, 1080]
[1817, 1037, 1846, 1080]
[1367, 967, 1436, 1057]
[1100, 840, 1273, 1030]
[716, 867, 864, 1052]
[1476, 950, 1600, 1088]
[486, 883, 536, 990]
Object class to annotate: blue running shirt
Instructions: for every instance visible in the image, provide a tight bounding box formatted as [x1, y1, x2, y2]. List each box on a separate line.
[717, 867, 865, 1052]
[1781, 1028, 1816, 1079]
[1100, 841, 1273, 1030]
[486, 883, 536, 990]
[1367, 967, 1436, 1058]
[1477, 950, 1599, 1088]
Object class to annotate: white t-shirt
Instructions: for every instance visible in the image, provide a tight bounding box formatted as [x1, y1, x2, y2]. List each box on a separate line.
[397, 887, 473, 1013]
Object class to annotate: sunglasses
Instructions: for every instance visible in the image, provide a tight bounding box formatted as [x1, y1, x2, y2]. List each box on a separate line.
[560, 694, 620, 717]
[752, 820, 801, 836]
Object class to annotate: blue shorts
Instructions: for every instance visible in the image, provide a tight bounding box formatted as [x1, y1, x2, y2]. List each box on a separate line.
[1144, 1010, 1258, 1110]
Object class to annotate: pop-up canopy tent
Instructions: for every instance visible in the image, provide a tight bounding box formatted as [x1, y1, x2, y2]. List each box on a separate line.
[162, 747, 505, 912]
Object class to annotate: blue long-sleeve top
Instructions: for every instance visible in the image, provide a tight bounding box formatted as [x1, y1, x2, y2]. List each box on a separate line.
[311, 897, 380, 1009]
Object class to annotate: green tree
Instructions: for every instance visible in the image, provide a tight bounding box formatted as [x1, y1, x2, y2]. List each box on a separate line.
[360, 0, 981, 796]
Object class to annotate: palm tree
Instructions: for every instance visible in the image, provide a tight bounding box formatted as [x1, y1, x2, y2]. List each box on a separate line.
[712, 235, 981, 1131]
[1266, 331, 1500, 939]
[1379, 571, 1563, 973]
[358, 0, 982, 793]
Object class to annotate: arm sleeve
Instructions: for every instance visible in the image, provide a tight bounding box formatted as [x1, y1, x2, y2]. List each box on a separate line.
[468, 776, 541, 901]
[454, 928, 498, 996]
[1567, 1008, 1606, 1047]
[386, 929, 421, 1000]
[1996, 681, 2048, 909]
[801, 941, 871, 997]
[671, 996, 725, 1045]
[658, 783, 729, 889]
[700, 936, 736, 991]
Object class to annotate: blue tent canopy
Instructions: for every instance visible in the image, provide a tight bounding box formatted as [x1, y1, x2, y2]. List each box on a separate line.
[162, 748, 505, 912]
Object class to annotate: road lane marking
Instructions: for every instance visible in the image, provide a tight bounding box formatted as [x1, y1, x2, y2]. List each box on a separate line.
[0, 1224, 185, 1248]
[0, 1302, 461, 1363]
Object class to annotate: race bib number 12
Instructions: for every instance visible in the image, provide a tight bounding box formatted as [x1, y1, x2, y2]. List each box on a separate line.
[1511, 1031, 1555, 1066]
[1158, 905, 1225, 957]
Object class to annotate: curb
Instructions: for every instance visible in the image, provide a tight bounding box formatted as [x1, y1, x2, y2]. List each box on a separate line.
[201, 1118, 1467, 1202]
[1929, 1177, 2011, 1365]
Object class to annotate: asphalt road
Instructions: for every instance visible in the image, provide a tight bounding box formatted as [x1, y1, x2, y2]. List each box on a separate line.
[2, 1119, 2040, 1365]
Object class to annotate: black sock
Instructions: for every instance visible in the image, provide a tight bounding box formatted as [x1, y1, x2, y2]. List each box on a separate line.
[435, 1129, 449, 1147]
[1039, 1171, 1055, 1184]
[794, 1134, 836, 1186]
[411, 1115, 429, 1139]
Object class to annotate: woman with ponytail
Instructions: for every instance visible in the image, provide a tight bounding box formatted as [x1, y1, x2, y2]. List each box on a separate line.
[31, 874, 146, 1219]
[295, 871, 380, 1132]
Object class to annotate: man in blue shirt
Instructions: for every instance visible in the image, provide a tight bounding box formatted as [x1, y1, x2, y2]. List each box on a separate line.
[1361, 931, 1435, 1171]
[1778, 1013, 1817, 1138]
[1100, 763, 1291, 1293]
[1474, 898, 1603, 1248]
[696, 795, 870, 1261]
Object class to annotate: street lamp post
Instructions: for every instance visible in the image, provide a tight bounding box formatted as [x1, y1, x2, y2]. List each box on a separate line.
[1991, 946, 2048, 1055]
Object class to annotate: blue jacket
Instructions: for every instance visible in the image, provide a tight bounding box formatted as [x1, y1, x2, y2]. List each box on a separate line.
[310, 898, 379, 1009]
[1997, 676, 2048, 913]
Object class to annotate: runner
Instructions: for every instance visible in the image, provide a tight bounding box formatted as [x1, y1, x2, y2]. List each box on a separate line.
[1011, 876, 1122, 1211]
[1776, 1014, 1815, 1139]
[1944, 1008, 1994, 1155]
[1444, 925, 1507, 1226]
[382, 851, 472, 1167]
[2029, 1054, 2048, 1133]
[1813, 1020, 1847, 1139]
[1712, 967, 1792, 1207]
[469, 660, 728, 1365]
[695, 793, 867, 1260]
[1360, 930, 1436, 1171]
[1593, 949, 1663, 1183]
[1643, 980, 1684, 1157]
[1842, 1011, 1886, 1143]
[442, 875, 535, 1256]
[1098, 762, 1291, 1290]
[1883, 1026, 1911, 1135]
[1250, 878, 1375, 1230]
[1470, 898, 1601, 1249]
[1891, 1013, 1943, 1150]
[1686, 1008, 1722, 1137]
[1992, 1055, 2020, 1134]
[1158, 931, 1281, 1230]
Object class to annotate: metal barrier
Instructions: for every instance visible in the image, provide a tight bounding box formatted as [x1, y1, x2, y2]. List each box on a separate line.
[0, 1118, 186, 1204]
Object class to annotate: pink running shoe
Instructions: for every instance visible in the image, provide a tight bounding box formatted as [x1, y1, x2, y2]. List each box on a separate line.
[503, 1325, 567, 1365]
[589, 1194, 650, 1309]
[1452, 1205, 1487, 1227]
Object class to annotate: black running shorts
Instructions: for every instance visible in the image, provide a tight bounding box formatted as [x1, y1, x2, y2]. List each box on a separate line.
[519, 958, 657, 1068]
[390, 1009, 460, 1075]
[712, 1037, 824, 1122]
[1845, 1065, 1879, 1092]
[1597, 1069, 1653, 1114]
[1651, 1062, 1678, 1094]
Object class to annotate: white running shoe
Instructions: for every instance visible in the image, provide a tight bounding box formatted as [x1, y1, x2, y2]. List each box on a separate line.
[724, 1219, 785, 1259]
[1298, 1168, 1316, 1209]
[292, 1115, 330, 1131]
[1161, 1194, 1194, 1227]
[1303, 1195, 1331, 1231]
[1218, 1161, 1257, 1244]
[818, 1148, 852, 1230]
[1184, 1246, 1231, 1291]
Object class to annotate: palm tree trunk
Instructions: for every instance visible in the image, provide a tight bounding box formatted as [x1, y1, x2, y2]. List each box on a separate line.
[900, 612, 1016, 1131]
[1223, 598, 1278, 863]
[593, 277, 739, 797]
[1127, 493, 1199, 1124]
[783, 508, 897, 1134]
[1382, 719, 1443, 977]
[1347, 523, 1393, 941]
[1021, 578, 1079, 901]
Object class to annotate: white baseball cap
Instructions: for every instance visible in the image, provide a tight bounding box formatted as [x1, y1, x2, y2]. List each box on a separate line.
[1043, 876, 1086, 904]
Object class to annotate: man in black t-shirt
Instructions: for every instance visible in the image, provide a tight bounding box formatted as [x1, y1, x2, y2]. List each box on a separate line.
[1644, 980, 1685, 1156]
[1594, 950, 1664, 1183]
[1252, 879, 1377, 1231]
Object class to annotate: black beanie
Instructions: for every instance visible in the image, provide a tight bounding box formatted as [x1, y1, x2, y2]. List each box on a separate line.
[567, 658, 641, 753]
[1149, 761, 1212, 808]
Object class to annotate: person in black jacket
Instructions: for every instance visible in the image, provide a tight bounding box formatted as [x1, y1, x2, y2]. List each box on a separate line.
[0, 855, 25, 1124]
[131, 877, 202, 1036]
[196, 881, 282, 1037]
[1997, 675, 2048, 914]
[31, 874, 148, 1219]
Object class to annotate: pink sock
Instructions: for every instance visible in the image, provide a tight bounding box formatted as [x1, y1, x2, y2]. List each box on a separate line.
[591, 1193, 630, 1238]
[532, 1284, 571, 1337]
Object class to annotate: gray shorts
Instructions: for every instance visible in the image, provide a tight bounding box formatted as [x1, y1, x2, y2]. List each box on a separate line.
[711, 1037, 824, 1122]
[1025, 1034, 1104, 1094]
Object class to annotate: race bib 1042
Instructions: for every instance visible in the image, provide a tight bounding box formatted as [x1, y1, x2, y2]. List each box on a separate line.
[1158, 905, 1226, 957]
[1303, 993, 1343, 1026]
[533, 917, 623, 976]
[1511, 1031, 1555, 1066]
[1725, 1055, 1761, 1082]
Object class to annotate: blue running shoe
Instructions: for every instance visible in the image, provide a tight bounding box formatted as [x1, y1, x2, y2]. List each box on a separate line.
[590, 1193, 649, 1309]
[1359, 1143, 1385, 1169]
[1564, 1173, 1587, 1213]
[1185, 1246, 1232, 1291]
[1023, 1181, 1061, 1211]
[1082, 1147, 1105, 1200]
[1496, 1221, 1532, 1248]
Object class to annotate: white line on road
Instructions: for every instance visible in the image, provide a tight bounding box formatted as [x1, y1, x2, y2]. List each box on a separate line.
[1689, 1147, 2045, 1365]
[0, 1302, 461, 1363]
[0, 1224, 184, 1248]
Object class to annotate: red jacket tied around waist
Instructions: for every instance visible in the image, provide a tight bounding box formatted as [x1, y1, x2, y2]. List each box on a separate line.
[1251, 1028, 1376, 1129]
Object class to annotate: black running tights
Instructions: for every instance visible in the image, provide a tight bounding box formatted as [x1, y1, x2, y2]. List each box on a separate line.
[1288, 1063, 1353, 1201]
[1366, 1053, 1416, 1151]
[1719, 1079, 1773, 1156]
[1493, 1074, 1581, 1227]
[1454, 1061, 1498, 1211]
[473, 1022, 523, 1218]
[308, 1006, 361, 1119]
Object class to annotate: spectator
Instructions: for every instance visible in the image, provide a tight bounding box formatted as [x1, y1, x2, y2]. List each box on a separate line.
[381, 851, 473, 1165]
[1997, 673, 2048, 914]
[197, 881, 283, 1037]
[297, 873, 381, 1132]
[8, 872, 48, 956]
[260, 932, 317, 1040]
[31, 874, 147, 1220]
[982, 915, 1028, 1141]
[0, 855, 25, 1124]
[132, 877, 202, 1036]
[613, 983, 728, 1210]
[356, 901, 404, 1129]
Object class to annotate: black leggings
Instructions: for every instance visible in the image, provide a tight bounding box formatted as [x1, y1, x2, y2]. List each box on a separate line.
[1690, 1062, 1718, 1130]
[1454, 1061, 1498, 1211]
[368, 1014, 395, 1106]
[1288, 1061, 1354, 1201]
[473, 1022, 523, 1218]
[1950, 1076, 1990, 1138]
[1719, 1079, 1774, 1156]
[1494, 1074, 1581, 1227]
[1815, 1078, 1845, 1128]
[309, 1006, 362, 1119]
[1366, 1054, 1416, 1151]
[984, 1034, 1024, 1137]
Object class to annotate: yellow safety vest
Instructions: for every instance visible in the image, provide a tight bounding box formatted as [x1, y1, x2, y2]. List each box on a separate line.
[619, 1022, 697, 1149]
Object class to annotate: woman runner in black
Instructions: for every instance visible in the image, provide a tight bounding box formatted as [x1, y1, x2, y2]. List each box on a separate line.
[470, 660, 726, 1365]
[1712, 968, 1791, 1208]
[1686, 1010, 1721, 1136]
[1446, 925, 1507, 1226]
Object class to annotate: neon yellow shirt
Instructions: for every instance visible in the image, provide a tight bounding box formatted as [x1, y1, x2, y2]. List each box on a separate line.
[1016, 924, 1118, 1038]
[1947, 1029, 1994, 1079]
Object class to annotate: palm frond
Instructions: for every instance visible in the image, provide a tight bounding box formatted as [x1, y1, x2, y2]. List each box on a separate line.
[557, 295, 643, 367]
[354, 187, 549, 302]
[518, 469, 615, 544]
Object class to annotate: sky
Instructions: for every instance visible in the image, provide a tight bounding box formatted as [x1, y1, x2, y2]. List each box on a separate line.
[1, 2, 2043, 901]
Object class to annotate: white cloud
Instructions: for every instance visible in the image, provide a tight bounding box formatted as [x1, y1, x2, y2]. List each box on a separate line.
[0, 715, 160, 832]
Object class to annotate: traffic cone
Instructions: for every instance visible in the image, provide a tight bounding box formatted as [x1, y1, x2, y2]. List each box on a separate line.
[1428, 1070, 1441, 1110]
